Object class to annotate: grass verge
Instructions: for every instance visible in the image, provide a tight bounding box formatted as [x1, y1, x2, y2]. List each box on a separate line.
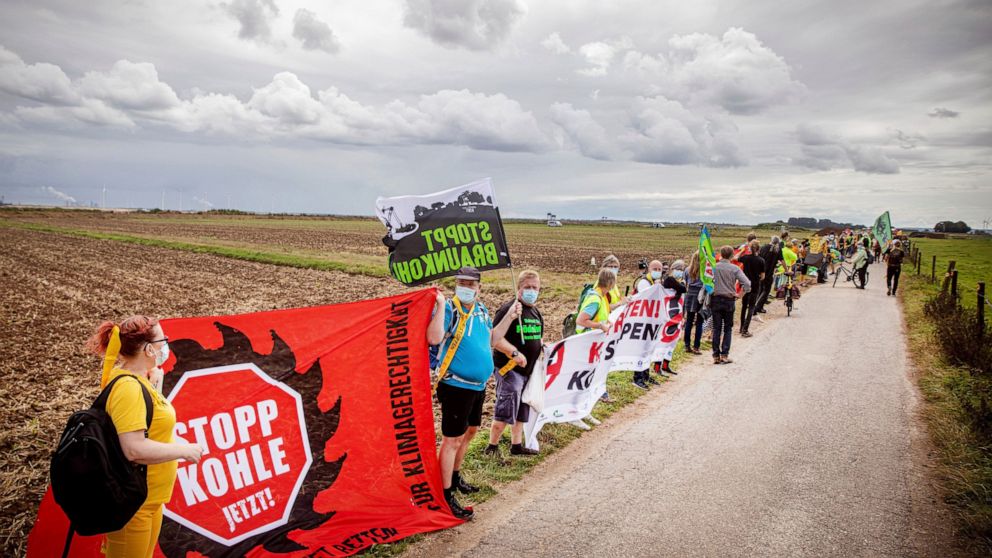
[361, 345, 698, 556]
[901, 274, 992, 553]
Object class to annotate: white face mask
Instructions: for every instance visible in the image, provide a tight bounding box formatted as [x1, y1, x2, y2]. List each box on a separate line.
[151, 341, 169, 366]
[607, 267, 619, 276]
[455, 285, 477, 304]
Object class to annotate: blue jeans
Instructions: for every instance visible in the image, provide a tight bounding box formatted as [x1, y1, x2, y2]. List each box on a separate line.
[711, 296, 735, 357]
[683, 310, 704, 350]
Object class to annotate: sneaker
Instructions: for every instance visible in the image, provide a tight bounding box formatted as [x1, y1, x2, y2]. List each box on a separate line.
[690, 348, 703, 355]
[585, 416, 602, 426]
[454, 474, 480, 494]
[886, 289, 891, 296]
[742, 331, 753, 338]
[755, 315, 765, 324]
[645, 374, 660, 386]
[721, 357, 734, 364]
[569, 419, 591, 430]
[445, 492, 474, 520]
[599, 393, 614, 403]
[510, 444, 539, 456]
[483, 444, 500, 457]
[713, 356, 722, 364]
[756, 308, 767, 314]
[632, 379, 648, 390]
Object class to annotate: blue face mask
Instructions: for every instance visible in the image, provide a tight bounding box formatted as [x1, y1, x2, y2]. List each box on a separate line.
[607, 267, 619, 276]
[521, 289, 539, 305]
[154, 341, 169, 366]
[673, 270, 685, 280]
[455, 286, 477, 305]
[650, 271, 662, 280]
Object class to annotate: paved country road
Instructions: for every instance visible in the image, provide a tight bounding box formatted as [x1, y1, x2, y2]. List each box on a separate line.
[406, 263, 969, 558]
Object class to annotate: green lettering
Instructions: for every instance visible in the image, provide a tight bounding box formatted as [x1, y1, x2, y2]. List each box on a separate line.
[445, 225, 459, 245]
[420, 253, 437, 277]
[393, 260, 411, 283]
[479, 221, 492, 241]
[409, 259, 424, 281]
[472, 244, 485, 265]
[447, 247, 461, 269]
[460, 245, 474, 267]
[467, 222, 481, 243]
[420, 230, 435, 251]
[433, 228, 447, 249]
[430, 250, 449, 275]
[483, 242, 498, 265]
[456, 224, 471, 243]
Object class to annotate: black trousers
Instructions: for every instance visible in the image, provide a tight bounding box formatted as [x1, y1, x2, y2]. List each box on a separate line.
[886, 266, 901, 293]
[739, 290, 757, 332]
[856, 265, 867, 287]
[683, 310, 704, 350]
[711, 297, 735, 356]
[754, 275, 775, 313]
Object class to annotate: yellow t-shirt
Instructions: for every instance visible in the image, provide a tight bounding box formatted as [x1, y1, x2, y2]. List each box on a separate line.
[608, 285, 621, 306]
[106, 369, 178, 505]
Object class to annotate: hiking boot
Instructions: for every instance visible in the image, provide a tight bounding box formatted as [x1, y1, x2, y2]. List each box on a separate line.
[742, 331, 753, 338]
[445, 491, 474, 520]
[453, 473, 480, 494]
[645, 374, 660, 386]
[483, 444, 500, 458]
[713, 356, 722, 364]
[721, 357, 734, 364]
[510, 444, 539, 456]
[633, 379, 648, 390]
[690, 347, 703, 355]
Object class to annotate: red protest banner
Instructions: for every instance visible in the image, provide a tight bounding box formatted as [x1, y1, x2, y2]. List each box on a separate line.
[28, 289, 462, 557]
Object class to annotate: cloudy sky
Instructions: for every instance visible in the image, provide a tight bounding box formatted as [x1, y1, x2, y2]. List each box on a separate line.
[0, 0, 989, 227]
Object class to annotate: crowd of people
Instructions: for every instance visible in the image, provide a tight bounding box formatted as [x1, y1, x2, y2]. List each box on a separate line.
[76, 227, 908, 551]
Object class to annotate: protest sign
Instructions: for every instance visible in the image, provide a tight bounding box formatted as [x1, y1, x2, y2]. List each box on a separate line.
[872, 211, 893, 248]
[375, 178, 512, 286]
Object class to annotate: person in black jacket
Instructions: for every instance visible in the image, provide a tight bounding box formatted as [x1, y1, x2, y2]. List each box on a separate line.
[753, 236, 783, 315]
[738, 240, 766, 337]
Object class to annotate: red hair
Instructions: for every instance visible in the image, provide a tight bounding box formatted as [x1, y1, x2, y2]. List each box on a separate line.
[86, 315, 160, 357]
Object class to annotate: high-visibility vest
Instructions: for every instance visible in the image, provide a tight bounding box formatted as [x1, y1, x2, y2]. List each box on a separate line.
[576, 289, 609, 333]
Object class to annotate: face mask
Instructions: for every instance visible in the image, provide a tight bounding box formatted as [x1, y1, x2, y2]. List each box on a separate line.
[153, 341, 169, 366]
[650, 271, 662, 280]
[673, 270, 685, 280]
[607, 267, 619, 276]
[455, 286, 477, 304]
[521, 289, 539, 305]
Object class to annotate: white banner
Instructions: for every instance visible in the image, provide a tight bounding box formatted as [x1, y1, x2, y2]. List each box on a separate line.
[524, 285, 685, 449]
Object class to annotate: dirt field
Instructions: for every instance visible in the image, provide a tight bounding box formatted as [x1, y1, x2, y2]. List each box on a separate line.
[0, 226, 579, 556]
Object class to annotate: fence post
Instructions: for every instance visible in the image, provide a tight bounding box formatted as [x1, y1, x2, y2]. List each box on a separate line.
[916, 251, 921, 275]
[931, 255, 936, 283]
[979, 282, 986, 340]
[951, 270, 959, 302]
[941, 261, 957, 293]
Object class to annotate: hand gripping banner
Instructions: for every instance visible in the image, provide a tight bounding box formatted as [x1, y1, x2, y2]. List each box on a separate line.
[375, 178, 512, 286]
[28, 289, 462, 557]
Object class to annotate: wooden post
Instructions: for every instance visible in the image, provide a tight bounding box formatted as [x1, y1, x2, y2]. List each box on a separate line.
[979, 282, 986, 339]
[941, 261, 956, 293]
[951, 270, 958, 301]
[931, 255, 936, 284]
[916, 251, 921, 275]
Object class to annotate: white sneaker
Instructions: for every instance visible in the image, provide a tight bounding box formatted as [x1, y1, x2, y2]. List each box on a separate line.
[585, 416, 602, 426]
[569, 419, 591, 430]
[755, 315, 764, 323]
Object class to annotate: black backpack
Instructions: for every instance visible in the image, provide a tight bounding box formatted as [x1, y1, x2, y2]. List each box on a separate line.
[51, 374, 154, 541]
[562, 283, 596, 338]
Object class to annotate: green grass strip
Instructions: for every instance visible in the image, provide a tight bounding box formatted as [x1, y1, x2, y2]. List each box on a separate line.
[0, 219, 391, 278]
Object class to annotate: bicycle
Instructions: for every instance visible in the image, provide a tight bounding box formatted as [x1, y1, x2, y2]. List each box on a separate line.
[832, 261, 869, 289]
[784, 272, 794, 316]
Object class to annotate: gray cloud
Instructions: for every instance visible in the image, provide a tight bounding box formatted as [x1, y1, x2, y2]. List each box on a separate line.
[796, 124, 900, 174]
[221, 0, 279, 42]
[549, 102, 617, 160]
[292, 9, 340, 53]
[403, 0, 526, 51]
[541, 32, 570, 54]
[0, 45, 79, 105]
[892, 129, 924, 149]
[622, 97, 745, 167]
[928, 107, 959, 118]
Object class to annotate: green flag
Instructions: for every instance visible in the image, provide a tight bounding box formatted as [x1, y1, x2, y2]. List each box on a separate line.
[872, 211, 892, 247]
[699, 225, 717, 293]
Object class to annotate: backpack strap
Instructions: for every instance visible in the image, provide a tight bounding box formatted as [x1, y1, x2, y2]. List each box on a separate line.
[93, 374, 155, 434]
[433, 298, 472, 392]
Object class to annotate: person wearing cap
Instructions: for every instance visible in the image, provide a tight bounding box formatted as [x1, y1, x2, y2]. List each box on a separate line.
[485, 270, 544, 458]
[711, 246, 751, 364]
[885, 240, 905, 296]
[433, 266, 521, 519]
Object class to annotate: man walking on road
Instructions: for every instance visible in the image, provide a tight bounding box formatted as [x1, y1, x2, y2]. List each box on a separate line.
[886, 240, 905, 296]
[486, 270, 544, 458]
[712, 246, 751, 364]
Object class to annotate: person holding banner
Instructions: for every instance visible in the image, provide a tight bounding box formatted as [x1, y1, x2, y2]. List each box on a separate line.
[485, 270, 544, 458]
[85, 316, 204, 558]
[576, 268, 616, 403]
[650, 259, 688, 379]
[601, 254, 629, 311]
[712, 246, 751, 364]
[434, 266, 521, 519]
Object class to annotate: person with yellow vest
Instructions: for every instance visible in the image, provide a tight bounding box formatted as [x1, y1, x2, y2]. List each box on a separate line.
[576, 268, 616, 403]
[431, 266, 520, 520]
[600, 254, 630, 311]
[85, 316, 203, 558]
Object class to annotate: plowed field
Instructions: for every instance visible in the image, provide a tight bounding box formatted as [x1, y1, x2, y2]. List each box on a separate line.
[0, 226, 576, 556]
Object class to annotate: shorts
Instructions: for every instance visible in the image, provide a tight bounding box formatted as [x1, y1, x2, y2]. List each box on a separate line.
[436, 382, 484, 437]
[493, 369, 530, 425]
